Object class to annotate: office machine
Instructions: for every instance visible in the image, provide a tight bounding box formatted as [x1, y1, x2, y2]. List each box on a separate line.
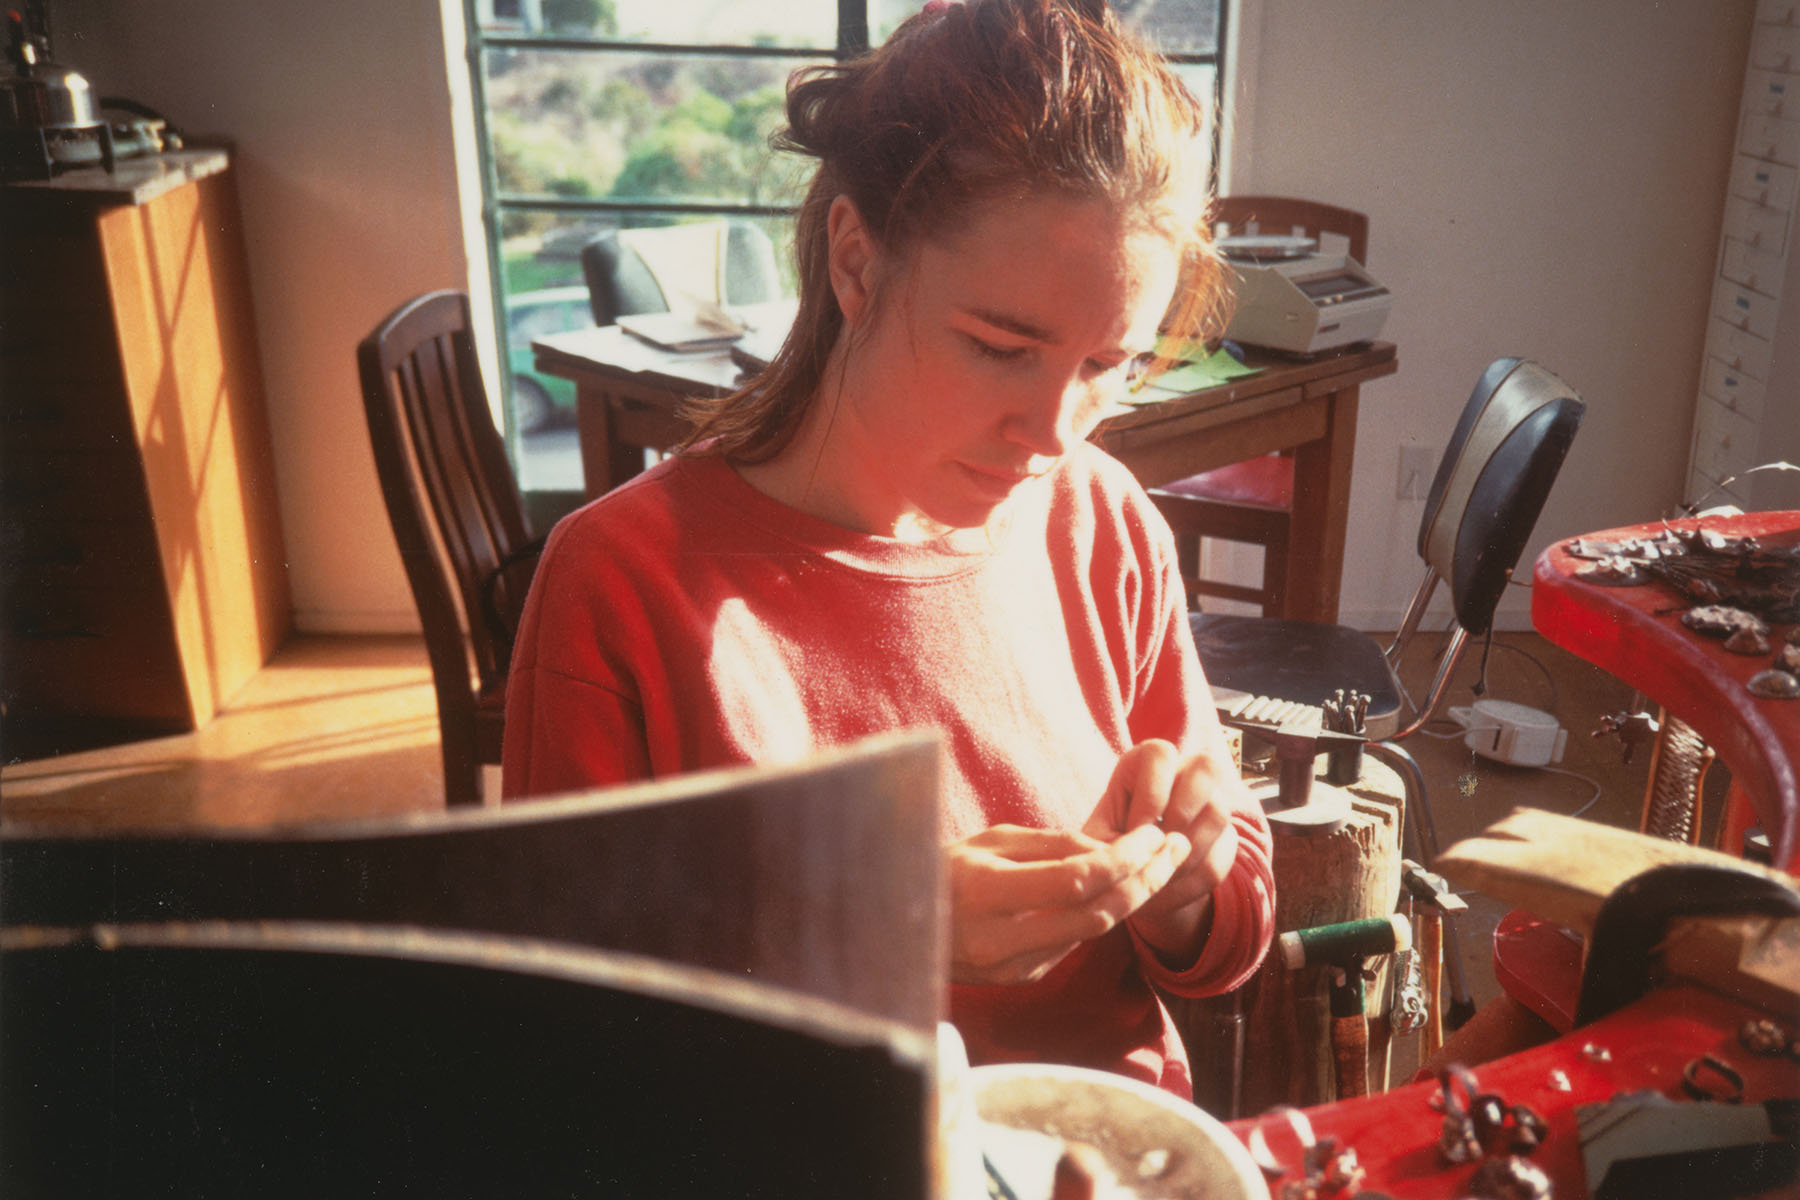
[1222, 240, 1393, 356]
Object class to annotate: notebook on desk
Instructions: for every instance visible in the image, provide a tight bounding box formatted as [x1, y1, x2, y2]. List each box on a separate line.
[616, 310, 745, 353]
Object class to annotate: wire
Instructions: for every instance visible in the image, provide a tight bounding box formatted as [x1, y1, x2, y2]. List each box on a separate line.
[1531, 766, 1605, 819]
[1483, 638, 1561, 713]
[1678, 460, 1799, 516]
[1415, 718, 1605, 816]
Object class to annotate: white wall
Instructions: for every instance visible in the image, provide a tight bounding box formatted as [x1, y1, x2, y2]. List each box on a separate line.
[45, 1, 1755, 635]
[1227, 0, 1754, 629]
[51, 0, 481, 633]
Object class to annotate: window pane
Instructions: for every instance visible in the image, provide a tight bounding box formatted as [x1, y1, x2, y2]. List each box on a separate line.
[612, 1, 838, 46]
[1115, 0, 1219, 57]
[484, 47, 822, 207]
[868, 0, 919, 45]
[477, 0, 839, 47]
[498, 210, 798, 489]
[870, 1, 1221, 56]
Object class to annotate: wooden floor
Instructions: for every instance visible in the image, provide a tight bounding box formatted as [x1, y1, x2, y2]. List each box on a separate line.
[3, 627, 1705, 1021]
[1, 635, 469, 831]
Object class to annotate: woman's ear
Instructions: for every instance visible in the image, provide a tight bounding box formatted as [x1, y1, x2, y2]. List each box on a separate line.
[826, 194, 881, 327]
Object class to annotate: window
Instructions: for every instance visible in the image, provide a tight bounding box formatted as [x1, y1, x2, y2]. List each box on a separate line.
[465, 0, 1228, 494]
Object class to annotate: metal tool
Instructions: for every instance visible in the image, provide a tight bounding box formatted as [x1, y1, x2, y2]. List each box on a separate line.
[1279, 914, 1412, 1099]
[1400, 859, 1471, 1055]
[1214, 689, 1366, 834]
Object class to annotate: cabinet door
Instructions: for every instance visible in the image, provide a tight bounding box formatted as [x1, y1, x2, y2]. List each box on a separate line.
[94, 168, 291, 725]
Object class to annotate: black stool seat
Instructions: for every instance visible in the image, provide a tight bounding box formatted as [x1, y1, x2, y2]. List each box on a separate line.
[1192, 612, 1403, 740]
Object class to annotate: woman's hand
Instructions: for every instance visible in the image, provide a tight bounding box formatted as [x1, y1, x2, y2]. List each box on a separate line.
[1085, 740, 1244, 965]
[946, 823, 1192, 986]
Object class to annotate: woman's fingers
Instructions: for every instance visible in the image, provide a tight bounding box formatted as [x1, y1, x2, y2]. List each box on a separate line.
[1087, 739, 1181, 837]
[947, 823, 1193, 985]
[954, 823, 1167, 911]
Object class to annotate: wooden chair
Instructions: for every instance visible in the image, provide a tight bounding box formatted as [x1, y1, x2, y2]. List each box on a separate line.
[1151, 196, 1372, 616]
[357, 290, 539, 807]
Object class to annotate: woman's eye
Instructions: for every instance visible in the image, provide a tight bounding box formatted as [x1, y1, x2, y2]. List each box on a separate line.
[967, 335, 1029, 362]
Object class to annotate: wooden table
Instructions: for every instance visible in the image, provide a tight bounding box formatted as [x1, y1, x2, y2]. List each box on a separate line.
[1530, 510, 1800, 872]
[531, 325, 1397, 624]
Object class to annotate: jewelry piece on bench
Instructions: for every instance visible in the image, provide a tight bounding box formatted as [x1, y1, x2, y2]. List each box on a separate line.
[1466, 1154, 1553, 1200]
[1246, 1106, 1376, 1200]
[1320, 1143, 1365, 1195]
[1738, 1017, 1789, 1056]
[1681, 1053, 1745, 1104]
[1246, 1106, 1316, 1181]
[1435, 1064, 1486, 1166]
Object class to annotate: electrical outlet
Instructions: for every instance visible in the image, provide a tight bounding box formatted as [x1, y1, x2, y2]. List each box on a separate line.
[1397, 444, 1435, 500]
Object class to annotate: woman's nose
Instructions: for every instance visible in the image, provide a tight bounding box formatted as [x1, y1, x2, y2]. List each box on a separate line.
[1003, 375, 1104, 459]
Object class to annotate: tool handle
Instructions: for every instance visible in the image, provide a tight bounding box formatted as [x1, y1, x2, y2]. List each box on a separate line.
[1331, 1014, 1369, 1099]
[1421, 911, 1445, 1058]
[1280, 913, 1411, 970]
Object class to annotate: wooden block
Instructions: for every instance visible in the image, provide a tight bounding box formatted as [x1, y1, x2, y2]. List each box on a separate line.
[1435, 807, 1795, 936]
[1661, 912, 1800, 1012]
[1180, 771, 1403, 1116]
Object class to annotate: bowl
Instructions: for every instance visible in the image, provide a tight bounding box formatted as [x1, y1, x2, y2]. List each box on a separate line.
[971, 1063, 1269, 1199]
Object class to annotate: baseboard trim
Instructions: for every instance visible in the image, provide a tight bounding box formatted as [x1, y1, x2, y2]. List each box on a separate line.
[292, 609, 423, 636]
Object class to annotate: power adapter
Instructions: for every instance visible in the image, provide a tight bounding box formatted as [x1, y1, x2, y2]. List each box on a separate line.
[1448, 699, 1568, 767]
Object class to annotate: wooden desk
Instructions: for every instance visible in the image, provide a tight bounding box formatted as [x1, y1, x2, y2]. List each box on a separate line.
[1529, 511, 1800, 872]
[531, 327, 1397, 624]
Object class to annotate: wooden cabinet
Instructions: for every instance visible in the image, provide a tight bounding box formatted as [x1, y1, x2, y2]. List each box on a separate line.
[1, 150, 290, 757]
[1687, 0, 1800, 512]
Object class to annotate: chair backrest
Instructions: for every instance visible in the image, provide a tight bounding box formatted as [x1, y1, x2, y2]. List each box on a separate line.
[0, 731, 945, 1027]
[3, 923, 934, 1196]
[356, 290, 535, 708]
[1214, 194, 1370, 264]
[1417, 357, 1585, 635]
[581, 219, 782, 325]
[579, 229, 669, 325]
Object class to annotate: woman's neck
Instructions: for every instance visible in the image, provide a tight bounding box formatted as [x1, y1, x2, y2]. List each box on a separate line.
[732, 359, 957, 543]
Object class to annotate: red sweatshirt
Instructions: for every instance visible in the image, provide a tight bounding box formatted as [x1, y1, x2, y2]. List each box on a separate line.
[502, 445, 1274, 1098]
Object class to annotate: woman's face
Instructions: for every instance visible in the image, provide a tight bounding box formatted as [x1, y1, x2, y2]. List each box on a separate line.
[815, 191, 1184, 538]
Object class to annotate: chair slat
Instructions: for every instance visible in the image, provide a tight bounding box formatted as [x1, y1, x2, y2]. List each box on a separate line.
[357, 291, 540, 805]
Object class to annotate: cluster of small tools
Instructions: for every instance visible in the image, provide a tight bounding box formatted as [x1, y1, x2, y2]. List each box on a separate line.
[1246, 1065, 1554, 1200]
[1565, 524, 1800, 699]
[1432, 1063, 1551, 1200]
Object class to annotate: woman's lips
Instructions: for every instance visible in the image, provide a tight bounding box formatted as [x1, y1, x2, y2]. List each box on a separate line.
[957, 461, 1037, 497]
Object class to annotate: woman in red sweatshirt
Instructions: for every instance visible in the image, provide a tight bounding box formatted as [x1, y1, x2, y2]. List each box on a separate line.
[502, 0, 1274, 1101]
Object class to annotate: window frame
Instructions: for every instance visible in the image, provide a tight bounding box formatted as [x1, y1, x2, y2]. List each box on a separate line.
[461, 0, 1229, 496]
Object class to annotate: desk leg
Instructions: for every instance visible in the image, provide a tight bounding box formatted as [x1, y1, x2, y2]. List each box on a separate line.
[575, 383, 615, 501]
[1283, 385, 1361, 624]
[575, 385, 656, 501]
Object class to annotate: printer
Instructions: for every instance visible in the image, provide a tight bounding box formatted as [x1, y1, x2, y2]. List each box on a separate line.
[1221, 235, 1393, 356]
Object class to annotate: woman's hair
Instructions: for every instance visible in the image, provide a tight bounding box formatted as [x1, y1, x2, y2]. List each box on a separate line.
[681, 0, 1227, 461]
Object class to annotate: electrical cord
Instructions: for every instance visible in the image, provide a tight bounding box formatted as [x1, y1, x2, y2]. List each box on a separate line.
[1534, 766, 1605, 818]
[1414, 719, 1606, 817]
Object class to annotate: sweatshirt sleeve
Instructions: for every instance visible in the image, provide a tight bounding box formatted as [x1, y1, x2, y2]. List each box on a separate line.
[1123, 484, 1277, 996]
[500, 514, 653, 800]
[1130, 801, 1275, 997]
